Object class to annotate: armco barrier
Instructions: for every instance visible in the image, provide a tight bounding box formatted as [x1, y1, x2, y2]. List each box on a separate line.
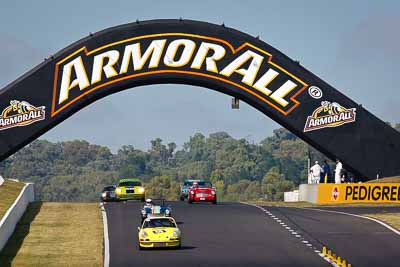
[0, 183, 35, 251]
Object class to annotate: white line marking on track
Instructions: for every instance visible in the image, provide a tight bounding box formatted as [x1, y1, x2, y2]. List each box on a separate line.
[100, 202, 110, 267]
[240, 202, 339, 267]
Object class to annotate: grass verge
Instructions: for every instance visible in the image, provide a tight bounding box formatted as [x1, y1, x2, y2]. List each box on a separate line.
[368, 176, 400, 183]
[361, 213, 400, 230]
[0, 202, 103, 267]
[0, 180, 25, 219]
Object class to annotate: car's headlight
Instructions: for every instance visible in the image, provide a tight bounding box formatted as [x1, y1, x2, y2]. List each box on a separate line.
[138, 187, 145, 193]
[116, 188, 122, 194]
[141, 210, 146, 215]
[211, 191, 216, 195]
[139, 231, 148, 238]
[102, 192, 107, 198]
[190, 191, 195, 195]
[165, 209, 170, 215]
[172, 230, 180, 238]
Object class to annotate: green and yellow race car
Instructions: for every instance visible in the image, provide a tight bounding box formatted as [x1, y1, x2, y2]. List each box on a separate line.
[115, 178, 145, 201]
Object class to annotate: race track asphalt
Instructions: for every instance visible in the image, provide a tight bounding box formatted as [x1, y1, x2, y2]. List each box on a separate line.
[265, 206, 400, 267]
[105, 201, 329, 267]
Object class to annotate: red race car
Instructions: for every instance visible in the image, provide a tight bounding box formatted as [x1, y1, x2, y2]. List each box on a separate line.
[188, 181, 217, 204]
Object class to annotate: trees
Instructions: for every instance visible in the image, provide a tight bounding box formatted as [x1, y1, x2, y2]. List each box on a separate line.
[116, 145, 148, 178]
[262, 167, 295, 201]
[224, 180, 262, 201]
[0, 127, 328, 202]
[145, 175, 180, 200]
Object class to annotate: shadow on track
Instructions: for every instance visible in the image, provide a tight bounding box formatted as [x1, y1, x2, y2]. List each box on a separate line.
[141, 246, 197, 251]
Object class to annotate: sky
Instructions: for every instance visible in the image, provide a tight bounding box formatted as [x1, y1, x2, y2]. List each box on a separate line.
[0, 1, 399, 151]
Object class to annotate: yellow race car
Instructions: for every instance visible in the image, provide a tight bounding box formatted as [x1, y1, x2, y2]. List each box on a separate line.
[138, 216, 181, 249]
[115, 178, 145, 201]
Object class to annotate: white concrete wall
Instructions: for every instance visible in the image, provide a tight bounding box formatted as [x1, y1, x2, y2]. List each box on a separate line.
[284, 190, 299, 202]
[299, 184, 318, 203]
[0, 176, 4, 187]
[0, 183, 35, 251]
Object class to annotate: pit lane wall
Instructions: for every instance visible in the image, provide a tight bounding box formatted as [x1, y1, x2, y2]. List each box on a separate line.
[299, 183, 400, 204]
[0, 183, 35, 251]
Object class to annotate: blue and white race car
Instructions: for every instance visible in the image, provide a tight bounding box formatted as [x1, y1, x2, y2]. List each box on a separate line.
[140, 199, 172, 223]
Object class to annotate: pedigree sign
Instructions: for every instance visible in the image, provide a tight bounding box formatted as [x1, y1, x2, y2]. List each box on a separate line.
[51, 33, 308, 117]
[317, 183, 400, 204]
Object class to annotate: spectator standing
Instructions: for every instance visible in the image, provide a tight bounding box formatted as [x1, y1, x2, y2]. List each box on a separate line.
[335, 159, 343, 184]
[320, 160, 331, 183]
[310, 161, 322, 184]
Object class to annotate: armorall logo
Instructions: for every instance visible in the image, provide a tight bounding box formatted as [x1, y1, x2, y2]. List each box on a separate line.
[52, 33, 309, 117]
[0, 100, 46, 131]
[304, 101, 356, 132]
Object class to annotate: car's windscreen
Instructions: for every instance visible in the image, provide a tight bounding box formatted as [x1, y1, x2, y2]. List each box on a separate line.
[103, 186, 115, 191]
[197, 181, 212, 188]
[143, 218, 176, 228]
[118, 181, 141, 187]
[183, 181, 193, 186]
[148, 199, 164, 206]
